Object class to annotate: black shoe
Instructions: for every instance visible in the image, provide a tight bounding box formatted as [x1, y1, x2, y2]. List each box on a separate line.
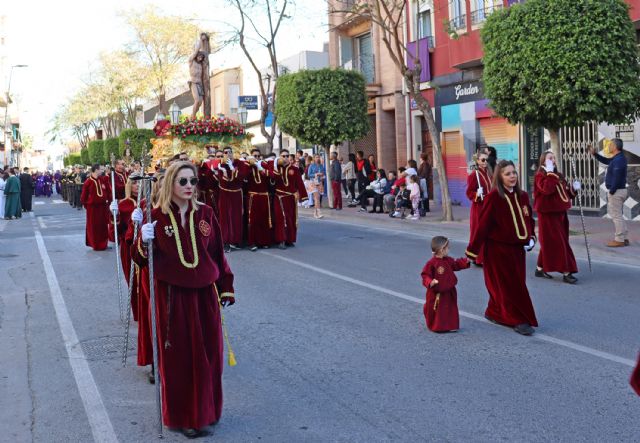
[563, 274, 578, 284]
[535, 269, 553, 279]
[514, 323, 534, 336]
[624, 239, 630, 246]
[181, 428, 201, 439]
[224, 244, 231, 253]
[148, 370, 155, 385]
[484, 314, 498, 324]
[250, 246, 258, 252]
[368, 210, 376, 213]
[285, 242, 295, 247]
[277, 242, 286, 250]
[229, 244, 241, 251]
[347, 204, 356, 208]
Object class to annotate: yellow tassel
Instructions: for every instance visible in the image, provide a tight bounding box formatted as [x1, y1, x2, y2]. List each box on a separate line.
[220, 310, 237, 367]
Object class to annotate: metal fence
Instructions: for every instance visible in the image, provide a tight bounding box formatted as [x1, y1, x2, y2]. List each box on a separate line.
[560, 122, 600, 212]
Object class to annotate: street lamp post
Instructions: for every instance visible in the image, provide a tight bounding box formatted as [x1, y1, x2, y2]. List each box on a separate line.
[3, 64, 28, 168]
[238, 105, 248, 128]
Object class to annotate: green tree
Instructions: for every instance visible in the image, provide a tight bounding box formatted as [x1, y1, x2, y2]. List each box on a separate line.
[482, 0, 640, 158]
[88, 140, 104, 164]
[119, 128, 155, 159]
[103, 138, 120, 163]
[276, 69, 369, 148]
[80, 147, 90, 165]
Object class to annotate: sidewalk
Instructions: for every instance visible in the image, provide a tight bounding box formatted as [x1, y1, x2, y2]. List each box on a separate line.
[303, 200, 640, 268]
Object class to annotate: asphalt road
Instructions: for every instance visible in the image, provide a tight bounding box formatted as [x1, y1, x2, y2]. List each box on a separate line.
[1, 196, 639, 442]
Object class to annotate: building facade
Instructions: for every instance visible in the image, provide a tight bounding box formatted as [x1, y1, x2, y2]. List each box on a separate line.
[328, 0, 408, 172]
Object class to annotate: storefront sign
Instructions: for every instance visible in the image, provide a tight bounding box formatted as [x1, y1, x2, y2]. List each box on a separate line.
[615, 124, 634, 142]
[435, 80, 485, 107]
[523, 125, 544, 195]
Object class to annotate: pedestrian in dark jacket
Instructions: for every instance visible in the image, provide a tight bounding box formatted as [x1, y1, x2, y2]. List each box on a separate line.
[590, 138, 629, 247]
[352, 150, 371, 205]
[329, 151, 343, 210]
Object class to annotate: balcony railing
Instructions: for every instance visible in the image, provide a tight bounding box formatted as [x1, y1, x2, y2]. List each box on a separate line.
[449, 14, 466, 31]
[470, 4, 504, 25]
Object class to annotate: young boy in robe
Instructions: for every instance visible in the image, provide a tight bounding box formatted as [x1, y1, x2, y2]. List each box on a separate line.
[421, 236, 470, 332]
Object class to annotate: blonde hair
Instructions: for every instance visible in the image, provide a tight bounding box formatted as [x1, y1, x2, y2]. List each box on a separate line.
[151, 172, 165, 207]
[125, 173, 142, 200]
[156, 161, 201, 214]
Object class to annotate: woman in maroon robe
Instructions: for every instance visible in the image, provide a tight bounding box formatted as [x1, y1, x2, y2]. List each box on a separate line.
[80, 164, 112, 251]
[133, 162, 234, 438]
[466, 160, 538, 336]
[465, 149, 492, 266]
[533, 151, 579, 284]
[421, 236, 470, 332]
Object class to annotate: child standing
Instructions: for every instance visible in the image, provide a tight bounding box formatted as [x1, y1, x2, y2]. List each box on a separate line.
[407, 175, 421, 220]
[421, 236, 470, 332]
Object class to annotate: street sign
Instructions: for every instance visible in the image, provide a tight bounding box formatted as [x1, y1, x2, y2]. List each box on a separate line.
[239, 95, 259, 110]
[615, 124, 634, 142]
[265, 112, 274, 128]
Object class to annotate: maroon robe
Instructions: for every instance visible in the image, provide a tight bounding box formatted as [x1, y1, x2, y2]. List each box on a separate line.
[113, 170, 127, 200]
[421, 256, 470, 332]
[132, 202, 234, 429]
[631, 353, 640, 396]
[467, 189, 538, 327]
[533, 171, 578, 274]
[247, 166, 273, 247]
[465, 168, 492, 265]
[80, 176, 111, 251]
[270, 164, 308, 244]
[198, 164, 219, 218]
[217, 161, 248, 245]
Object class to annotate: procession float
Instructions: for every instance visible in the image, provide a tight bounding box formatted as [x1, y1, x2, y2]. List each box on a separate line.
[151, 115, 253, 167]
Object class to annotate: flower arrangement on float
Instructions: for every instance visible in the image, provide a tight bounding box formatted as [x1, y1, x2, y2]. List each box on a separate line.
[150, 114, 252, 166]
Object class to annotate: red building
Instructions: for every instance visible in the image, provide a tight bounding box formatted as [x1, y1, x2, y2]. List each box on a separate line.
[407, 0, 640, 208]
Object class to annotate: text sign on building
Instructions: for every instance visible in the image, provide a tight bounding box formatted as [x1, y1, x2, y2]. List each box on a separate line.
[435, 80, 485, 107]
[615, 124, 634, 142]
[523, 125, 544, 195]
[238, 96, 259, 110]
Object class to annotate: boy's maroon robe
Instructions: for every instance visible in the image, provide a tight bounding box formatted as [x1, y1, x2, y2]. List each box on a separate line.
[80, 176, 112, 251]
[113, 170, 127, 200]
[132, 202, 234, 429]
[270, 164, 308, 244]
[217, 161, 248, 245]
[421, 256, 470, 332]
[247, 166, 273, 247]
[631, 354, 640, 396]
[533, 171, 578, 274]
[467, 189, 538, 327]
[465, 168, 492, 265]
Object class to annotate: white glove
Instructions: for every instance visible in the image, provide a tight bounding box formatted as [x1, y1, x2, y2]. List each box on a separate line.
[217, 163, 224, 171]
[544, 159, 554, 173]
[572, 180, 581, 191]
[141, 221, 157, 243]
[131, 208, 143, 225]
[227, 159, 235, 171]
[109, 201, 119, 214]
[476, 187, 484, 199]
[256, 160, 264, 171]
[524, 238, 535, 252]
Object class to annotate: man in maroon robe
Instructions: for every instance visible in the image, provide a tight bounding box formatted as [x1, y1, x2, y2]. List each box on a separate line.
[216, 148, 249, 252]
[80, 164, 112, 251]
[246, 158, 272, 251]
[113, 160, 128, 200]
[268, 150, 308, 249]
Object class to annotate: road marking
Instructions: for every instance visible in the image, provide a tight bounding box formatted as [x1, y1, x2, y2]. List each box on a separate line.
[299, 216, 640, 270]
[0, 220, 7, 232]
[37, 217, 47, 229]
[34, 201, 45, 205]
[34, 229, 118, 443]
[52, 199, 66, 204]
[261, 251, 636, 368]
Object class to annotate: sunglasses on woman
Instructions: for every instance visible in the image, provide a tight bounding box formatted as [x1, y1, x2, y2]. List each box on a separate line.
[479, 158, 488, 163]
[178, 177, 198, 187]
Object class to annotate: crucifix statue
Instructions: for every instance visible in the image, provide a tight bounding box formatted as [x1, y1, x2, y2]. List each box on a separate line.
[188, 32, 211, 120]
